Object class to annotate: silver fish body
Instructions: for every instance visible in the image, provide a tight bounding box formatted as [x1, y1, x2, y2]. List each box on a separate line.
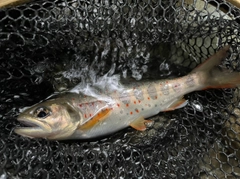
[68, 73, 200, 139]
[15, 46, 240, 140]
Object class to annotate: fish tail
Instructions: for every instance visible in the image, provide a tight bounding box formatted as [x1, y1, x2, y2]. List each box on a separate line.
[192, 45, 240, 89]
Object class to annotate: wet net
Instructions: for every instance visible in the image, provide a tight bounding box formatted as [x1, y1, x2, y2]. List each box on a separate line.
[1, 0, 240, 178]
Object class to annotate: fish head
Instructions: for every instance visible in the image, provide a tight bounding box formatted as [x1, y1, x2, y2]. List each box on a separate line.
[14, 99, 80, 140]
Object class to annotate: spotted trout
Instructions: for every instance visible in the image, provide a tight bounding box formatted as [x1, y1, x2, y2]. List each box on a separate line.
[15, 46, 240, 140]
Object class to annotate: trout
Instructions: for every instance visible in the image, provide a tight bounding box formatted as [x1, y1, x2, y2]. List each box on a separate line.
[15, 46, 240, 140]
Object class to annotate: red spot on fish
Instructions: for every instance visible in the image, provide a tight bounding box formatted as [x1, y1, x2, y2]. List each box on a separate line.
[166, 81, 168, 84]
[92, 102, 94, 106]
[84, 114, 87, 118]
[134, 101, 136, 104]
[135, 109, 139, 113]
[79, 104, 82, 107]
[138, 100, 141, 103]
[155, 96, 158, 99]
[130, 112, 133, 115]
[90, 114, 92, 117]
[126, 104, 129, 107]
[117, 103, 120, 107]
[148, 97, 150, 100]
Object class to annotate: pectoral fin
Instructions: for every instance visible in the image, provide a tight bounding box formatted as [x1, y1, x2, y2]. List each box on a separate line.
[79, 108, 112, 130]
[164, 98, 188, 112]
[130, 117, 153, 131]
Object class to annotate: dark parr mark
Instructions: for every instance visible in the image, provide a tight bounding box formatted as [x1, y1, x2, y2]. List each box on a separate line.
[147, 83, 157, 100]
[172, 83, 181, 92]
[185, 75, 195, 87]
[161, 83, 169, 95]
[119, 91, 130, 104]
[133, 87, 144, 101]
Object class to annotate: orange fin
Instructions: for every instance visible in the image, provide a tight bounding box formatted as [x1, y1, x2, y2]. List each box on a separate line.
[130, 117, 153, 131]
[79, 108, 112, 130]
[164, 98, 188, 112]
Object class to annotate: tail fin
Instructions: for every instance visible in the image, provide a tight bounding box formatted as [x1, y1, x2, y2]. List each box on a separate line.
[192, 45, 240, 90]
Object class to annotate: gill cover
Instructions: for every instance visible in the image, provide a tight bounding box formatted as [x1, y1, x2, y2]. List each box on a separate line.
[48, 102, 81, 140]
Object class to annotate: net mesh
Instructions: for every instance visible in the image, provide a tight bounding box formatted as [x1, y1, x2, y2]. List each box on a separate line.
[1, 0, 240, 178]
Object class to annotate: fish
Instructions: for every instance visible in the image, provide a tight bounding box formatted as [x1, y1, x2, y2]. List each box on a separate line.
[14, 45, 240, 140]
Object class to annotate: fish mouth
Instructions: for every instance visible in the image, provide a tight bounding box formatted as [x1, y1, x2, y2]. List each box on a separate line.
[14, 117, 52, 138]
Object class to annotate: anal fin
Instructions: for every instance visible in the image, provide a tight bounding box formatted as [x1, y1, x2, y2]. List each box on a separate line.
[164, 98, 188, 112]
[130, 117, 153, 131]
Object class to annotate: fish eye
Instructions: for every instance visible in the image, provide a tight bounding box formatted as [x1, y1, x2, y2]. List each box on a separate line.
[34, 107, 51, 118]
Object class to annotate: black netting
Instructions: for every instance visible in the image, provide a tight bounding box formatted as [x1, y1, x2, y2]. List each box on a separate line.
[1, 0, 240, 178]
